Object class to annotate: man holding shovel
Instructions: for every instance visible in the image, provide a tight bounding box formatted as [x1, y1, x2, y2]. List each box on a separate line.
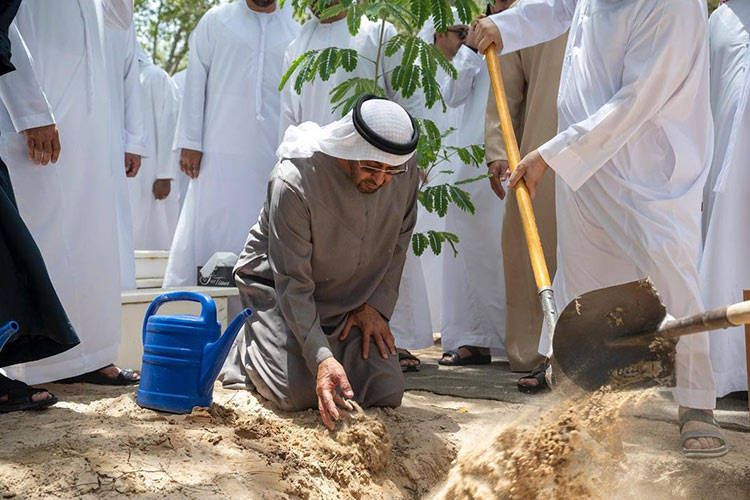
[475, 0, 725, 457]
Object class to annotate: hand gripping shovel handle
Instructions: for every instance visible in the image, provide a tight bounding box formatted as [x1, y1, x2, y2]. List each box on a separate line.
[485, 44, 558, 334]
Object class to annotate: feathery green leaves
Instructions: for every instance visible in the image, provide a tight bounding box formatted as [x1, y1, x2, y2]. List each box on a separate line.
[430, 0, 454, 33]
[410, 0, 430, 28]
[412, 232, 429, 256]
[346, 4, 362, 35]
[448, 185, 475, 214]
[316, 47, 341, 81]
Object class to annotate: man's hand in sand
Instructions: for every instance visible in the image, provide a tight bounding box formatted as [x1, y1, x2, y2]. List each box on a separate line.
[316, 357, 354, 430]
[508, 150, 548, 199]
[472, 15, 503, 54]
[180, 148, 203, 179]
[125, 152, 141, 178]
[488, 159, 509, 199]
[22, 124, 61, 166]
[339, 303, 397, 361]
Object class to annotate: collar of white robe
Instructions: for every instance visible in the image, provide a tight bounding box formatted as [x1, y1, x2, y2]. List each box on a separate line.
[276, 96, 418, 166]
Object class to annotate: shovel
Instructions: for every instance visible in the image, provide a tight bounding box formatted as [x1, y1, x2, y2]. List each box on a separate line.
[484, 45, 558, 337]
[553, 278, 750, 391]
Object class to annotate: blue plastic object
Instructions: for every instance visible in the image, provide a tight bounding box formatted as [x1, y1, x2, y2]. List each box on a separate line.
[0, 321, 19, 353]
[136, 292, 252, 414]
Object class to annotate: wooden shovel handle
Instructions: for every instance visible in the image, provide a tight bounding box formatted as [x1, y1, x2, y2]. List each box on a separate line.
[660, 300, 750, 339]
[485, 45, 552, 290]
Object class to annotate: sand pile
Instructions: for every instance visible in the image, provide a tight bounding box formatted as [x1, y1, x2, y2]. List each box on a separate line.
[432, 386, 659, 500]
[0, 384, 456, 499]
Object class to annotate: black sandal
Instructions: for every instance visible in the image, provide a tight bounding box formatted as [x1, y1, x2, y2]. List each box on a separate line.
[438, 345, 491, 366]
[517, 362, 553, 394]
[398, 349, 421, 373]
[56, 364, 140, 386]
[0, 376, 58, 413]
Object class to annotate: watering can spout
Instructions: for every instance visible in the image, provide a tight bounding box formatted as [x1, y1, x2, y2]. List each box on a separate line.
[199, 309, 253, 397]
[0, 321, 19, 353]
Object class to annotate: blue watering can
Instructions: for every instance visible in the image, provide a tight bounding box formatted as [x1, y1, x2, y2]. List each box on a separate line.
[136, 292, 252, 414]
[0, 321, 19, 353]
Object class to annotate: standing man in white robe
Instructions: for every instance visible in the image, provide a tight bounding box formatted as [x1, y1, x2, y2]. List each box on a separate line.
[279, 4, 424, 140]
[106, 23, 150, 290]
[700, 0, 750, 398]
[171, 64, 189, 210]
[475, 0, 725, 457]
[279, 4, 431, 371]
[2, 0, 140, 385]
[437, 5, 507, 368]
[164, 0, 299, 287]
[128, 45, 181, 251]
[172, 69, 186, 95]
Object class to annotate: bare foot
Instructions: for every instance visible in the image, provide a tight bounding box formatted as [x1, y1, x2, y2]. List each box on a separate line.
[440, 346, 490, 364]
[679, 407, 725, 451]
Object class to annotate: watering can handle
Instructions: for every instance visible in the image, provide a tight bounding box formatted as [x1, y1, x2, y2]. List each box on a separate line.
[142, 291, 218, 344]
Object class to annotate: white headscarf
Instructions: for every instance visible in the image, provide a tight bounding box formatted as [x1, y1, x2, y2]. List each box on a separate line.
[276, 98, 417, 165]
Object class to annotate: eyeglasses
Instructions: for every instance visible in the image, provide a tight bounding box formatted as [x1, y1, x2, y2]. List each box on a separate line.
[356, 161, 409, 175]
[446, 27, 469, 40]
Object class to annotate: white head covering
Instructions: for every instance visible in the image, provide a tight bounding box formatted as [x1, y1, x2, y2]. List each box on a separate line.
[418, 8, 459, 44]
[276, 98, 417, 165]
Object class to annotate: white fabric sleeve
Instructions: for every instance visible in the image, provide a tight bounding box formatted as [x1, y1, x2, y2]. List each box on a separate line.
[278, 45, 299, 146]
[442, 45, 484, 109]
[102, 0, 133, 30]
[538, 0, 701, 190]
[122, 28, 149, 157]
[155, 75, 181, 180]
[173, 14, 211, 152]
[491, 0, 576, 55]
[0, 23, 55, 132]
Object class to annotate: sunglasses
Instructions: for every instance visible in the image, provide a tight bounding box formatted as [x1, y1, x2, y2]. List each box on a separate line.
[446, 27, 469, 40]
[357, 162, 409, 175]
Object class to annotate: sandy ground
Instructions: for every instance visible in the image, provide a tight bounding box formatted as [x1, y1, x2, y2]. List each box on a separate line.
[1, 366, 749, 499]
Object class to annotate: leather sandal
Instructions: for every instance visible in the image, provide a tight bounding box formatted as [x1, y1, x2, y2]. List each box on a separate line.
[517, 362, 553, 394]
[398, 349, 421, 373]
[438, 345, 491, 366]
[0, 376, 58, 413]
[57, 364, 140, 386]
[679, 409, 728, 458]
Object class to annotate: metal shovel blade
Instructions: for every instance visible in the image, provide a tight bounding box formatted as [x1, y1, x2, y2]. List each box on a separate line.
[552, 279, 667, 391]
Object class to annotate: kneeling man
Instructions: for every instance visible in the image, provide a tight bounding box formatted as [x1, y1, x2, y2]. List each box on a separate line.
[221, 96, 419, 429]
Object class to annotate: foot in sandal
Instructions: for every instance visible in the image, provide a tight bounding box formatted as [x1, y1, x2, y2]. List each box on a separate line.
[679, 407, 728, 458]
[517, 361, 553, 394]
[397, 348, 421, 372]
[56, 363, 140, 386]
[439, 345, 491, 366]
[0, 374, 58, 413]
